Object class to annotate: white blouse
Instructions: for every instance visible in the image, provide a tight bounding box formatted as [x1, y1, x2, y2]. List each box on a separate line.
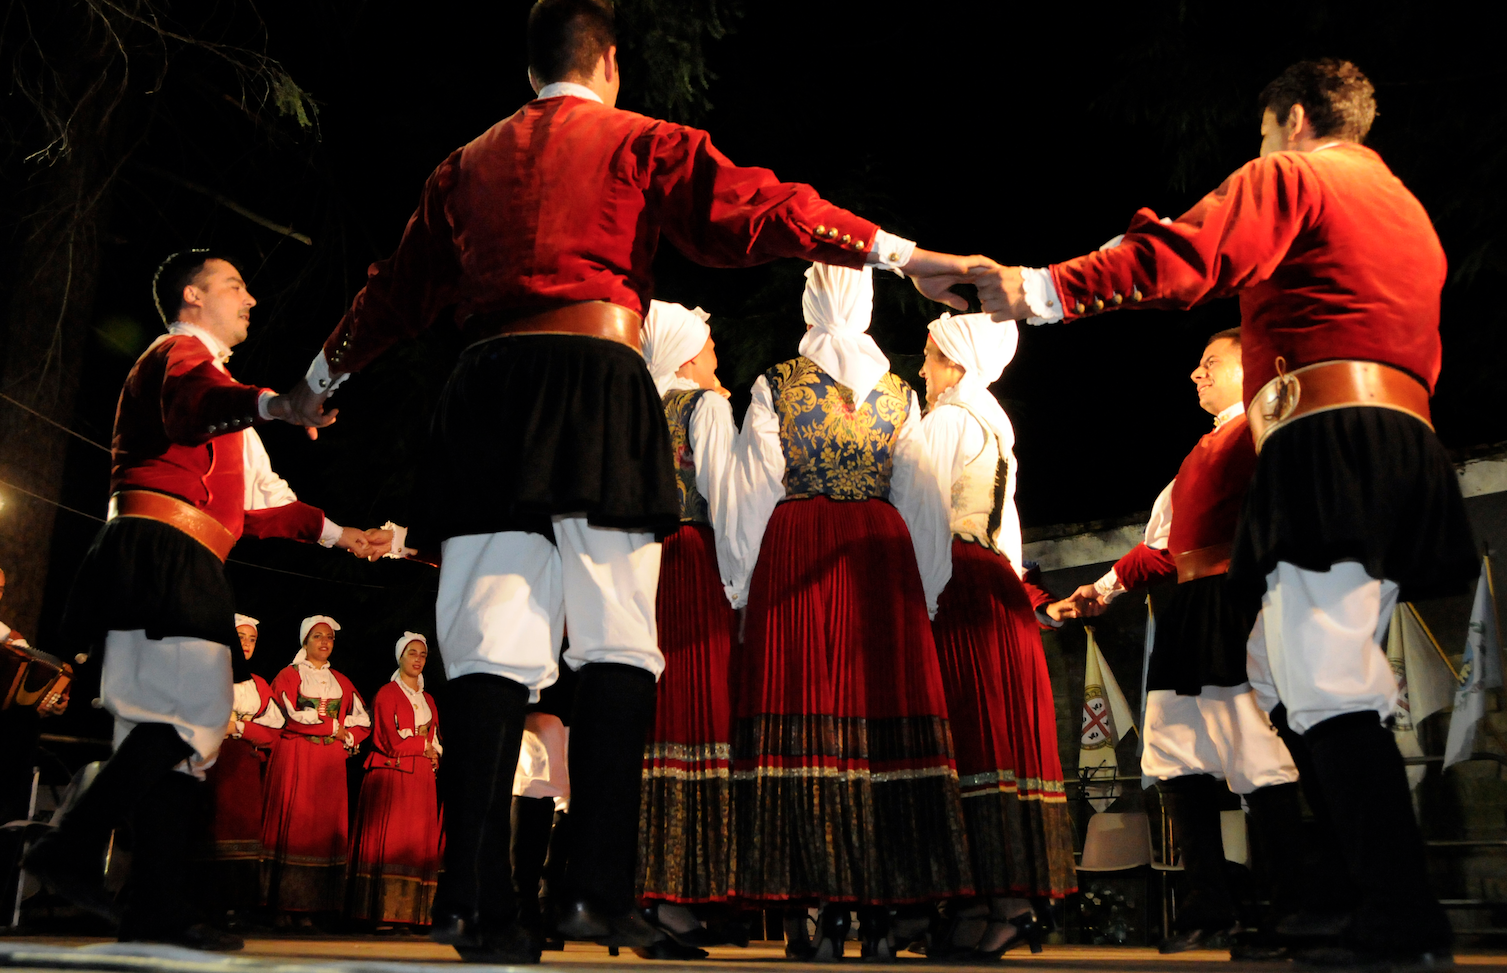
[281, 660, 372, 730]
[728, 368, 951, 616]
[230, 678, 285, 737]
[392, 673, 442, 754]
[662, 377, 741, 605]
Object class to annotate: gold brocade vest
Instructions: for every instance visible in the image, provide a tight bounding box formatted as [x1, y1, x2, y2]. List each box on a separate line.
[945, 402, 1009, 553]
[765, 357, 912, 501]
[664, 388, 711, 525]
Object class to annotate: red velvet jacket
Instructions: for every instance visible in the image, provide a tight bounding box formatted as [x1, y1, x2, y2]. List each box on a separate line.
[324, 94, 884, 373]
[269, 665, 370, 749]
[1048, 143, 1447, 403]
[364, 681, 439, 774]
[1111, 414, 1257, 592]
[232, 674, 281, 749]
[111, 334, 325, 541]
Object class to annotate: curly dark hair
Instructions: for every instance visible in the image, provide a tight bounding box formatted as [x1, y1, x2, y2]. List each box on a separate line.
[151, 249, 244, 327]
[1258, 59, 1376, 143]
[528, 0, 616, 86]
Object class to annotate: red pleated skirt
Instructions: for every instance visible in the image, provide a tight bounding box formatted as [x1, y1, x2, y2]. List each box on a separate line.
[639, 523, 736, 903]
[729, 497, 972, 904]
[932, 539, 1077, 897]
[199, 736, 267, 910]
[261, 736, 351, 912]
[348, 760, 443, 924]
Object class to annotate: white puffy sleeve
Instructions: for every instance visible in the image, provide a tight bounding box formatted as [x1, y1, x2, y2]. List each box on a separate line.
[688, 392, 740, 600]
[889, 391, 953, 618]
[242, 428, 299, 510]
[727, 375, 786, 608]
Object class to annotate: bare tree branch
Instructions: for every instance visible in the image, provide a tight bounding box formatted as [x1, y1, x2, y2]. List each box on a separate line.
[133, 161, 313, 245]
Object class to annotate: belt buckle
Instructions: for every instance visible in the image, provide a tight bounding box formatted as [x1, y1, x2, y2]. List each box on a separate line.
[1260, 357, 1301, 426]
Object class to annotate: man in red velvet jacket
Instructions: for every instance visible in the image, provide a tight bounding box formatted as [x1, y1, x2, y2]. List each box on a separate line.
[974, 60, 1474, 968]
[1057, 329, 1304, 957]
[25, 250, 384, 951]
[282, 0, 986, 962]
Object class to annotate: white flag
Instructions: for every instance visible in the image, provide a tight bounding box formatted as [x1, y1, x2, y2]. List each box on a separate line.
[1080, 627, 1137, 812]
[1443, 559, 1503, 771]
[1389, 602, 1460, 788]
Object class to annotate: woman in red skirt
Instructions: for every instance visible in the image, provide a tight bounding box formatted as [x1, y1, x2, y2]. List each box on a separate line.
[728, 264, 970, 959]
[200, 614, 284, 922]
[916, 313, 1076, 959]
[636, 302, 743, 957]
[261, 615, 370, 925]
[349, 632, 443, 929]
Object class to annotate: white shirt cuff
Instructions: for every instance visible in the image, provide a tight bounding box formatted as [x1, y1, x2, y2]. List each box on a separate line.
[1021, 267, 1063, 325]
[257, 390, 276, 420]
[1094, 569, 1125, 603]
[232, 719, 245, 737]
[381, 521, 409, 559]
[304, 350, 350, 395]
[866, 229, 916, 277]
[319, 517, 344, 548]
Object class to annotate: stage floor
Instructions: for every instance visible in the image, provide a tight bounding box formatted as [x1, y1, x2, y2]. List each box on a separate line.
[2, 938, 1506, 972]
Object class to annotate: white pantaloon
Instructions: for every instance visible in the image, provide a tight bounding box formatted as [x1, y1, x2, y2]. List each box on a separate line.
[100, 629, 234, 778]
[1141, 684, 1299, 794]
[435, 516, 663, 696]
[514, 712, 571, 811]
[1246, 560, 1400, 735]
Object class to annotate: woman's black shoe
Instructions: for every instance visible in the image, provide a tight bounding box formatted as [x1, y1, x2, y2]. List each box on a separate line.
[858, 906, 893, 961]
[633, 939, 711, 960]
[975, 911, 1045, 959]
[812, 906, 850, 962]
[642, 901, 725, 948]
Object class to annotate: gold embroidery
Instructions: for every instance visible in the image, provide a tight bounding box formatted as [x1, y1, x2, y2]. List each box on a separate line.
[663, 389, 711, 524]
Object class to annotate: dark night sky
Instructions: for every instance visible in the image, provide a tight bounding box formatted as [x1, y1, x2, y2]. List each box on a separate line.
[26, 0, 1506, 701]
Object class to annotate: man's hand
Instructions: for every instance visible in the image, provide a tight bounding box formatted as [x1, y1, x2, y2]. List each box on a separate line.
[40, 690, 70, 718]
[267, 382, 339, 441]
[1069, 583, 1111, 617]
[361, 527, 395, 562]
[1045, 598, 1079, 622]
[335, 526, 374, 559]
[903, 249, 1002, 311]
[968, 265, 1033, 321]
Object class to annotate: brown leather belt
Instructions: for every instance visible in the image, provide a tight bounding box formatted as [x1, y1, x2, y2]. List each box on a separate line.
[467, 301, 643, 351]
[1173, 542, 1231, 583]
[1248, 358, 1432, 452]
[108, 490, 236, 562]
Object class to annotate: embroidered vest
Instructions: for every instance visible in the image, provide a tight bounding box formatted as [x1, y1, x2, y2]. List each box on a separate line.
[663, 388, 711, 525]
[945, 403, 1009, 554]
[765, 357, 912, 501]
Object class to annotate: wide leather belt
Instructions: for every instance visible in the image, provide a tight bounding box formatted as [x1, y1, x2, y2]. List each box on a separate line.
[1248, 358, 1432, 452]
[108, 490, 236, 563]
[468, 301, 643, 351]
[1174, 542, 1231, 583]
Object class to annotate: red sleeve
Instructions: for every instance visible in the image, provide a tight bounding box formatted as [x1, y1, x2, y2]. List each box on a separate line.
[1019, 579, 1056, 612]
[238, 676, 281, 747]
[322, 154, 463, 375]
[651, 124, 881, 271]
[1112, 542, 1179, 592]
[1048, 154, 1318, 321]
[159, 337, 270, 445]
[242, 501, 326, 543]
[342, 679, 371, 750]
[371, 685, 427, 758]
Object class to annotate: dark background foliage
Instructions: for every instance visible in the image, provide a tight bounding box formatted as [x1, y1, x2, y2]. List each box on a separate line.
[2, 0, 1502, 722]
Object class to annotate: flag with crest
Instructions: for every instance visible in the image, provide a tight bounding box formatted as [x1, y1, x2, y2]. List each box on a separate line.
[1080, 626, 1137, 812]
[1444, 557, 1503, 771]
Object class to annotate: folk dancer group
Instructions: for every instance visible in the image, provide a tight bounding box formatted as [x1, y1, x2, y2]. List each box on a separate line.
[22, 0, 1475, 968]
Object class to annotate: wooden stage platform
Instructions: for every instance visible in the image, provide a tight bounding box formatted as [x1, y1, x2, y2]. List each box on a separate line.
[2, 938, 1506, 972]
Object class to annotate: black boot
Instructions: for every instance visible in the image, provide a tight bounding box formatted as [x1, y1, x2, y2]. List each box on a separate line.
[118, 770, 242, 951]
[1269, 703, 1355, 944]
[1299, 712, 1452, 963]
[539, 809, 570, 949]
[1244, 782, 1305, 926]
[1157, 774, 1238, 953]
[429, 674, 539, 963]
[556, 662, 659, 947]
[510, 795, 554, 939]
[25, 722, 192, 924]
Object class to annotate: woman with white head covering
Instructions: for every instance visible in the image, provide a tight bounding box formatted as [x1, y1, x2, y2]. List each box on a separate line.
[202, 613, 285, 923]
[727, 263, 969, 958]
[350, 633, 443, 930]
[637, 301, 743, 955]
[261, 615, 371, 924]
[916, 313, 1075, 958]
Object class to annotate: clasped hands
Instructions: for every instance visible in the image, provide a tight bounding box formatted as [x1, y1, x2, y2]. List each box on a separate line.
[904, 252, 1033, 321]
[335, 526, 397, 562]
[1046, 584, 1112, 622]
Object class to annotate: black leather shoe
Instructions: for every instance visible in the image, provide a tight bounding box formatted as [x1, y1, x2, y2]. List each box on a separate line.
[977, 911, 1046, 959]
[642, 902, 725, 948]
[556, 898, 660, 947]
[430, 910, 481, 947]
[1158, 925, 1238, 954]
[1295, 945, 1454, 972]
[120, 922, 244, 952]
[22, 831, 119, 924]
[454, 922, 542, 965]
[633, 938, 711, 960]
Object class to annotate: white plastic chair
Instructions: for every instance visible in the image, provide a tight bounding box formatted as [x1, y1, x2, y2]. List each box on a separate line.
[1076, 811, 1153, 872]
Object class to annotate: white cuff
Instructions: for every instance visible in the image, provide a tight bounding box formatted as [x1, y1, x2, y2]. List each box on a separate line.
[304, 350, 350, 395]
[319, 517, 344, 548]
[232, 719, 246, 738]
[866, 229, 916, 277]
[1094, 569, 1125, 603]
[381, 521, 410, 559]
[398, 727, 415, 739]
[1021, 267, 1063, 325]
[257, 390, 275, 420]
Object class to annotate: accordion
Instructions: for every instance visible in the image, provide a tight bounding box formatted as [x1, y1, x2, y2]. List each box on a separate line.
[1, 641, 73, 713]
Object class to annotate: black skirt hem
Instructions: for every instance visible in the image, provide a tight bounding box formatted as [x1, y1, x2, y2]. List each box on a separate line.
[1146, 574, 1254, 696]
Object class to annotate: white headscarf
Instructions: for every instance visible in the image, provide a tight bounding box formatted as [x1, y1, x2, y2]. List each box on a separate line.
[641, 301, 711, 397]
[234, 613, 259, 629]
[798, 263, 889, 406]
[927, 312, 1018, 446]
[292, 615, 341, 667]
[392, 632, 428, 692]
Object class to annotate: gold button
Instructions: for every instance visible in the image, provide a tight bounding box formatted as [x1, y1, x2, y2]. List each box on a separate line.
[1112, 293, 1123, 305]
[887, 251, 899, 263]
[852, 239, 865, 251]
[1093, 297, 1105, 311]
[840, 234, 851, 245]
[1132, 288, 1143, 301]
[1074, 302, 1086, 314]
[827, 227, 839, 240]
[1045, 299, 1055, 307]
[815, 225, 827, 236]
